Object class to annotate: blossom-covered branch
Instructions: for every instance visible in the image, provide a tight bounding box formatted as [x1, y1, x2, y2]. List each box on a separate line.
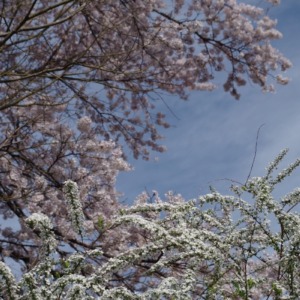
[1, 151, 299, 299]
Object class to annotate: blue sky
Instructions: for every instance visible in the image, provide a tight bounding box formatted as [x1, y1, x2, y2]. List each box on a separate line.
[117, 1, 300, 204]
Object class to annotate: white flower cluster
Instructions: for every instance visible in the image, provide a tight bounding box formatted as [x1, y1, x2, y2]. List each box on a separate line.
[25, 213, 57, 256]
[0, 262, 17, 300]
[63, 180, 85, 236]
[77, 116, 92, 133]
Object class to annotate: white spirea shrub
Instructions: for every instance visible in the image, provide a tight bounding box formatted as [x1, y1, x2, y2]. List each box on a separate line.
[1, 150, 299, 299]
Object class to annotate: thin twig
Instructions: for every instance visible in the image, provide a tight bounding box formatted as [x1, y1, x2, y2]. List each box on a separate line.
[245, 124, 265, 185]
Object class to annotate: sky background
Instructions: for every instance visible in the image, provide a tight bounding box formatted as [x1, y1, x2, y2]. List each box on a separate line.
[117, 1, 300, 204]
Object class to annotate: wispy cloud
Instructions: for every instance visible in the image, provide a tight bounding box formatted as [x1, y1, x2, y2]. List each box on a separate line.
[117, 2, 300, 203]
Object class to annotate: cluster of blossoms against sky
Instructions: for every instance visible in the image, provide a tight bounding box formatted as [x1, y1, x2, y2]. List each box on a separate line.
[0, 0, 297, 299]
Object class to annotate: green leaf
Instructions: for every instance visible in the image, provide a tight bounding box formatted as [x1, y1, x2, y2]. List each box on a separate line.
[62, 260, 70, 268]
[97, 215, 105, 230]
[247, 278, 255, 289]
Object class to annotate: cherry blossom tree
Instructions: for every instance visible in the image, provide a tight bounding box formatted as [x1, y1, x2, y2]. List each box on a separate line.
[0, 0, 295, 295]
[1, 150, 300, 299]
[0, 0, 291, 155]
